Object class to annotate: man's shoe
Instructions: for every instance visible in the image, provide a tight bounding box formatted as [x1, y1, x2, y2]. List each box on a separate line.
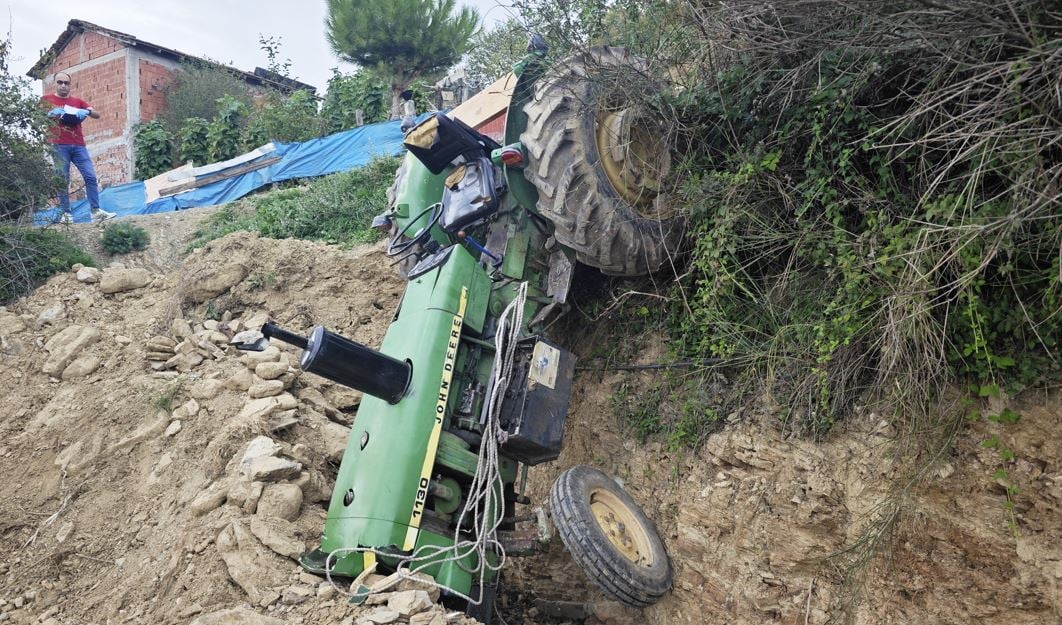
[57, 212, 74, 225]
[91, 208, 116, 222]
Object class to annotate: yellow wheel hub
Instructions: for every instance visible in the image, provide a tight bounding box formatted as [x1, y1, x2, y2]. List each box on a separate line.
[590, 488, 655, 567]
[595, 107, 672, 214]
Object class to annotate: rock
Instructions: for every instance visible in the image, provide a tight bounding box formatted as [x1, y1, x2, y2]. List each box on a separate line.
[0, 312, 26, 335]
[297, 387, 342, 421]
[184, 263, 249, 302]
[203, 319, 219, 331]
[244, 482, 265, 514]
[317, 418, 352, 465]
[190, 378, 224, 400]
[173, 399, 200, 419]
[325, 387, 363, 410]
[147, 335, 177, 349]
[249, 516, 305, 560]
[247, 456, 302, 482]
[244, 312, 270, 330]
[256, 483, 303, 521]
[99, 268, 152, 294]
[388, 590, 434, 618]
[36, 302, 65, 326]
[318, 583, 336, 600]
[165, 352, 204, 372]
[397, 572, 441, 602]
[409, 610, 447, 625]
[114, 334, 133, 345]
[171, 318, 195, 340]
[249, 379, 285, 399]
[241, 437, 282, 474]
[189, 607, 288, 625]
[591, 601, 641, 625]
[292, 470, 332, 504]
[226, 368, 255, 391]
[216, 520, 290, 605]
[190, 480, 230, 516]
[281, 585, 314, 605]
[255, 362, 290, 380]
[266, 409, 299, 432]
[61, 355, 101, 380]
[146, 350, 176, 362]
[237, 397, 280, 422]
[164, 420, 182, 437]
[275, 392, 297, 411]
[241, 346, 282, 368]
[75, 267, 101, 283]
[43, 325, 101, 376]
[55, 521, 75, 544]
[0, 336, 25, 356]
[358, 608, 402, 625]
[226, 479, 255, 508]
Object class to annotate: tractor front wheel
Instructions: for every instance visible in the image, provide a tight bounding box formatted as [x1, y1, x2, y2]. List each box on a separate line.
[550, 465, 672, 607]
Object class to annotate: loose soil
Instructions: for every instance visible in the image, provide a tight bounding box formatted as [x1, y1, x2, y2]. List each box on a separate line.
[0, 211, 1058, 625]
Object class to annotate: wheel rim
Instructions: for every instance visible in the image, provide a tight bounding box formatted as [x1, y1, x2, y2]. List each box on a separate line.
[589, 488, 656, 568]
[594, 107, 672, 215]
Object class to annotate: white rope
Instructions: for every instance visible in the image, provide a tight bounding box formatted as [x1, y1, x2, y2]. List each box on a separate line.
[326, 282, 530, 605]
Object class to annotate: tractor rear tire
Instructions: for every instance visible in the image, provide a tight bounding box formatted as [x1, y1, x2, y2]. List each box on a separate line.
[520, 46, 684, 276]
[550, 465, 672, 607]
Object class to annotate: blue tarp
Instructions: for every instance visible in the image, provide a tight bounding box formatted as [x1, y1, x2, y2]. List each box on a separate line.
[35, 115, 422, 226]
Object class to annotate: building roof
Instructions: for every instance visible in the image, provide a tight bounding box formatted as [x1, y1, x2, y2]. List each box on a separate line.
[27, 19, 316, 94]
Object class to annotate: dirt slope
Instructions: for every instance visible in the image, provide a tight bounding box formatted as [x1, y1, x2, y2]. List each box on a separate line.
[0, 215, 1058, 625]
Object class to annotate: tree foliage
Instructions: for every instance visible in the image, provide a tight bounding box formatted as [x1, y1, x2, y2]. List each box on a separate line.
[0, 36, 58, 220]
[159, 60, 254, 136]
[464, 19, 527, 89]
[325, 0, 479, 117]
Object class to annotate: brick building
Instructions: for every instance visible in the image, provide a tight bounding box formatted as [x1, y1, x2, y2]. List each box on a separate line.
[28, 19, 314, 190]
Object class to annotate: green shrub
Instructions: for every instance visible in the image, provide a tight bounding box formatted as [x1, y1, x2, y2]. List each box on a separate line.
[0, 226, 94, 302]
[101, 223, 150, 255]
[190, 156, 401, 248]
[177, 117, 211, 166]
[133, 119, 174, 179]
[207, 96, 247, 162]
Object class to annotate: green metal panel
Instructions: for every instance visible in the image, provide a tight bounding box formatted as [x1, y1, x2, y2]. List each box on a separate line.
[317, 245, 489, 577]
[503, 53, 547, 215]
[390, 152, 450, 248]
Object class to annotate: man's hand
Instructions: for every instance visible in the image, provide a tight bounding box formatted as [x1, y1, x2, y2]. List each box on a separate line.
[48, 107, 65, 118]
[74, 108, 90, 121]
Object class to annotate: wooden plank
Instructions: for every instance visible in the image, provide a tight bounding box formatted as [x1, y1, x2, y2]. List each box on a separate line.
[158, 155, 282, 197]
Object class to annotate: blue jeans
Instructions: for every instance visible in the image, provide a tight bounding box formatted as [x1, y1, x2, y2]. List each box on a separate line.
[52, 144, 100, 213]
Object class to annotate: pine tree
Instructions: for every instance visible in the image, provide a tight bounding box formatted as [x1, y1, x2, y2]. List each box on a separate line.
[325, 0, 479, 119]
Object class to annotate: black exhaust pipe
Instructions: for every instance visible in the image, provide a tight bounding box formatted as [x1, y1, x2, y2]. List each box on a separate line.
[263, 322, 411, 404]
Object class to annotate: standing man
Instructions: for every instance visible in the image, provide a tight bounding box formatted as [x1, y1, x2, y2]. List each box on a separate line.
[41, 71, 115, 223]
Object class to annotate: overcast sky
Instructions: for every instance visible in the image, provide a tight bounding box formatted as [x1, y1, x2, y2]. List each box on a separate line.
[2, 0, 518, 93]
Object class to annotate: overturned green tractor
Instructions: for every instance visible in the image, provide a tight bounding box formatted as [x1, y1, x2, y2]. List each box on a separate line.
[235, 42, 678, 619]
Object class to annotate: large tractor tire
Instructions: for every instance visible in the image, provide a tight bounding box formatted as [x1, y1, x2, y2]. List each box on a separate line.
[550, 465, 672, 607]
[521, 46, 684, 276]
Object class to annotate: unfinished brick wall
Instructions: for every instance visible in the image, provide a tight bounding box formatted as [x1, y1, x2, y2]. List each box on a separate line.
[138, 59, 174, 122]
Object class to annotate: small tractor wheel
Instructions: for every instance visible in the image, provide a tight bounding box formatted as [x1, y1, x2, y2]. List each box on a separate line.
[521, 46, 685, 276]
[550, 465, 672, 607]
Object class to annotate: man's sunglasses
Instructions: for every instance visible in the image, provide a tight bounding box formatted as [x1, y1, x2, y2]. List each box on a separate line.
[56, 80, 70, 85]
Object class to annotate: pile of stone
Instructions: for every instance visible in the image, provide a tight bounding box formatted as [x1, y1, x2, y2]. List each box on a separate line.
[144, 312, 257, 373]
